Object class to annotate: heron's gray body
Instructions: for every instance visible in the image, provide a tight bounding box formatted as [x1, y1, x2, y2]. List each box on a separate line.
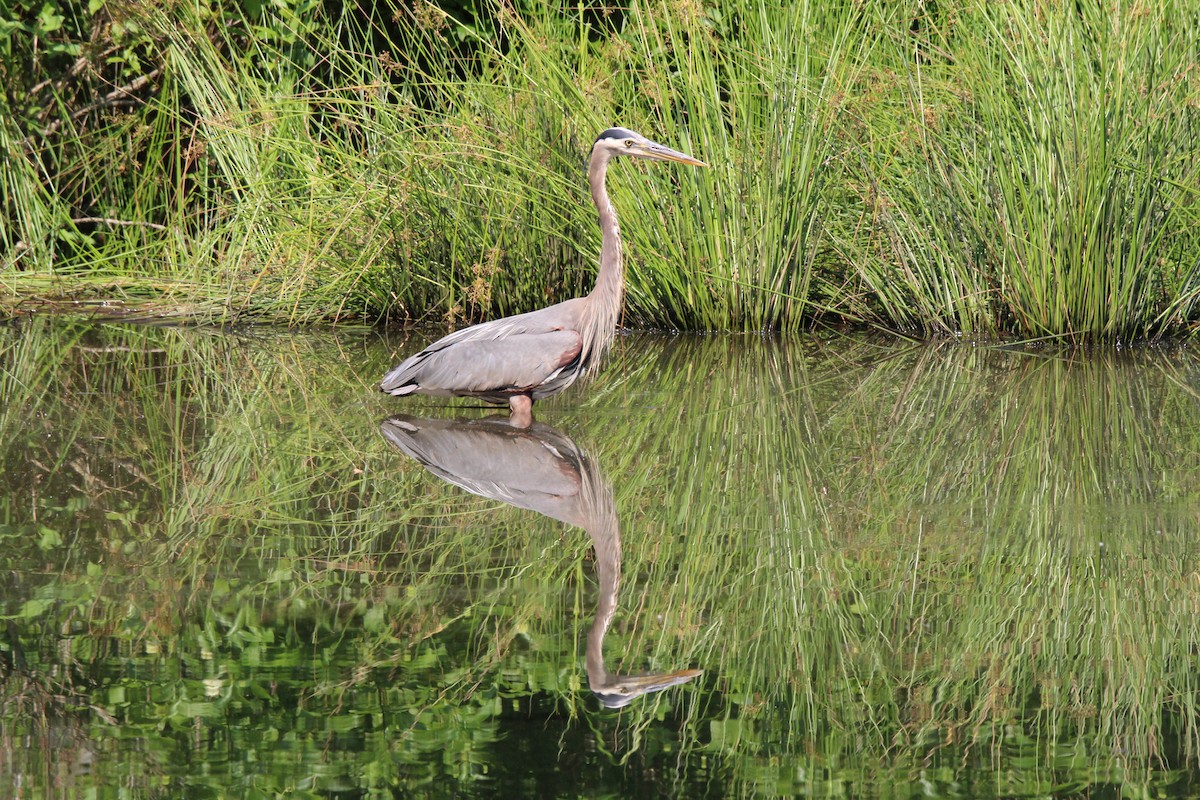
[379, 297, 590, 403]
[379, 127, 705, 426]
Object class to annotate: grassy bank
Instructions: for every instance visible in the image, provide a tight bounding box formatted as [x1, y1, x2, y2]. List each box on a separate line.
[3, 0, 1199, 338]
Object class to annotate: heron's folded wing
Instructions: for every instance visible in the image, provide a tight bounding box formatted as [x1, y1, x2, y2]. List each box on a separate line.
[403, 329, 583, 395]
[380, 300, 586, 394]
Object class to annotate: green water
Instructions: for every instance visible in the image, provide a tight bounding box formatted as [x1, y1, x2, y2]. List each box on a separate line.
[2, 316, 1200, 798]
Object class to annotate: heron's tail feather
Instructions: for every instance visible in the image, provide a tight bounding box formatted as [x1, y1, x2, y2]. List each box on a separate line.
[380, 356, 423, 394]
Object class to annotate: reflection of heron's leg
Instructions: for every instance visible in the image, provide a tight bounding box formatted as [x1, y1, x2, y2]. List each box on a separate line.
[508, 395, 533, 428]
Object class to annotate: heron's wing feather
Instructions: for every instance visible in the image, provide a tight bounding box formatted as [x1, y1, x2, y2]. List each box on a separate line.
[380, 301, 585, 395]
[415, 331, 582, 393]
[427, 300, 583, 349]
[381, 327, 583, 397]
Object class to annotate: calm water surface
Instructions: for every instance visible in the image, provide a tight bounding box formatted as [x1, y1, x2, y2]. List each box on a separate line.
[2, 316, 1200, 798]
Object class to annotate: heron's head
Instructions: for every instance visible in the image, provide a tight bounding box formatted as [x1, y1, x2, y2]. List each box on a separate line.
[591, 668, 703, 709]
[591, 127, 707, 167]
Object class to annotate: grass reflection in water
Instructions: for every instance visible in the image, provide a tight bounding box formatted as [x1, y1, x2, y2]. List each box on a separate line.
[1, 317, 1199, 797]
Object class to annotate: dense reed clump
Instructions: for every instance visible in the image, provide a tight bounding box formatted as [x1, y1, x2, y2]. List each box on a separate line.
[842, 1, 1200, 339]
[2, 0, 1198, 337]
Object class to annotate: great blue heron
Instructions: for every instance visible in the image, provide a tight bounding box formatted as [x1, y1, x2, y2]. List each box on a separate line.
[380, 414, 702, 707]
[379, 128, 707, 427]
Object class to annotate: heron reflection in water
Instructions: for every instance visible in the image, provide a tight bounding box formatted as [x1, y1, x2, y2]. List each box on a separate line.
[379, 128, 706, 428]
[380, 414, 701, 708]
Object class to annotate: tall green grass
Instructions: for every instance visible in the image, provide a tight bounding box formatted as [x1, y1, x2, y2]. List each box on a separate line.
[843, 1, 1200, 339]
[2, 0, 1198, 337]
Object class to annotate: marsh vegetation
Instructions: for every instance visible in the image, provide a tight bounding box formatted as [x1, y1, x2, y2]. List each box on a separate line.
[4, 0, 1199, 338]
[5, 1, 1200, 793]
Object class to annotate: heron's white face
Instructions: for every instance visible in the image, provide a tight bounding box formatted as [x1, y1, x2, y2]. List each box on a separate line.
[592, 128, 707, 167]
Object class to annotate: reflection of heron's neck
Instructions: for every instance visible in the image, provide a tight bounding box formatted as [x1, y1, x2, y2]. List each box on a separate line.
[584, 150, 623, 369]
[575, 450, 701, 707]
[585, 509, 621, 688]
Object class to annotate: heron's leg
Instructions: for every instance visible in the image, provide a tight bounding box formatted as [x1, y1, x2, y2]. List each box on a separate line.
[508, 395, 533, 429]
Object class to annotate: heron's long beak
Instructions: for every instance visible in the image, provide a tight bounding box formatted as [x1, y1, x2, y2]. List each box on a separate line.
[635, 140, 708, 167]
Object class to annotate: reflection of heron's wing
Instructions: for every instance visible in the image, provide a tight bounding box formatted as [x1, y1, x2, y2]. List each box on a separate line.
[380, 415, 591, 527]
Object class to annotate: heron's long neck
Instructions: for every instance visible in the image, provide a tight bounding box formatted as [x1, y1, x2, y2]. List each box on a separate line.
[584, 150, 623, 366]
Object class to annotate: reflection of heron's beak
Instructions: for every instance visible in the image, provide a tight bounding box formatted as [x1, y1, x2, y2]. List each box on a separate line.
[636, 141, 708, 168]
[592, 668, 703, 709]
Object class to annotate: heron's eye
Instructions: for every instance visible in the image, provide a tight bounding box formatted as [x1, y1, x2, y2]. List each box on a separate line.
[624, 139, 634, 148]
